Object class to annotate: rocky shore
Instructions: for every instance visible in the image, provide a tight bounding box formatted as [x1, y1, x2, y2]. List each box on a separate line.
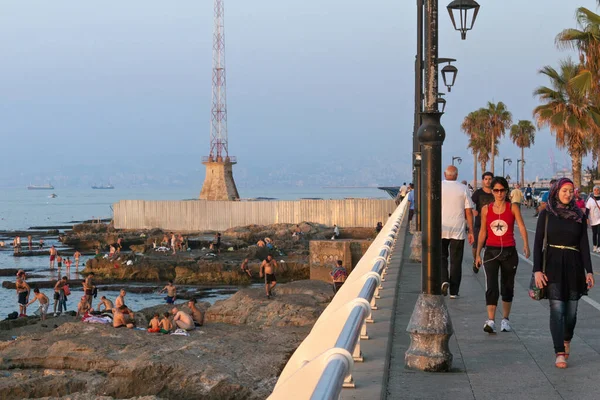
[0, 280, 333, 399]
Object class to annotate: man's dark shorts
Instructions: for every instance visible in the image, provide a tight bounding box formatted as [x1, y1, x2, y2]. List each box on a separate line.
[18, 291, 28, 305]
[266, 274, 276, 284]
[165, 296, 175, 304]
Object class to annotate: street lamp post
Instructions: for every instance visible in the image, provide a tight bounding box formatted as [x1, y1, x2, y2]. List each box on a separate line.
[503, 158, 512, 178]
[452, 156, 462, 166]
[516, 159, 525, 186]
[406, 0, 480, 373]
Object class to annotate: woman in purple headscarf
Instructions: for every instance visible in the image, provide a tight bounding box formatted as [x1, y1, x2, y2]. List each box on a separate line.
[533, 178, 595, 369]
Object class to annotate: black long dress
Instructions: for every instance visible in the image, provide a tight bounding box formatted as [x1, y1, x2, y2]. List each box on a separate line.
[533, 209, 593, 301]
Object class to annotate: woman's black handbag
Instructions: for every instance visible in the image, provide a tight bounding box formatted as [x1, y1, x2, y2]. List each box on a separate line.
[529, 214, 548, 300]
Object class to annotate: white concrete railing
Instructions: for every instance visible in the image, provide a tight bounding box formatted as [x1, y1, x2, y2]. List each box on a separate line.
[269, 196, 409, 400]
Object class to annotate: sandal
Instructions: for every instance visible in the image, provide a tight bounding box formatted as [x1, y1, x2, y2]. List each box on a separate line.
[555, 352, 568, 369]
[564, 341, 570, 360]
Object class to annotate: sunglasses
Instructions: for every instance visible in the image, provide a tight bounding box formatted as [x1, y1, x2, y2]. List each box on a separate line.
[492, 188, 506, 193]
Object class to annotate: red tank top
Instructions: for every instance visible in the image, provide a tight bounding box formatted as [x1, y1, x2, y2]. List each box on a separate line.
[485, 202, 515, 247]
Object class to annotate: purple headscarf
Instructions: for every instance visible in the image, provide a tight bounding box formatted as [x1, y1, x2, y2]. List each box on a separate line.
[546, 177, 584, 223]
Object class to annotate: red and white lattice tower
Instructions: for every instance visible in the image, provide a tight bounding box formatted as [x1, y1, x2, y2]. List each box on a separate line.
[210, 0, 228, 160]
[199, 0, 240, 200]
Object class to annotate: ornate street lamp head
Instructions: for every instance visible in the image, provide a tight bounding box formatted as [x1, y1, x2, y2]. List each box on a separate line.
[436, 96, 447, 113]
[441, 64, 458, 92]
[447, 0, 480, 40]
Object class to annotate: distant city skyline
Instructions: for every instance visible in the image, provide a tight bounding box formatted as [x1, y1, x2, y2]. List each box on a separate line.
[0, 0, 596, 189]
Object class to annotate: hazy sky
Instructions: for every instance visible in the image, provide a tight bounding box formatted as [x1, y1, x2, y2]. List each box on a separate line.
[0, 0, 592, 186]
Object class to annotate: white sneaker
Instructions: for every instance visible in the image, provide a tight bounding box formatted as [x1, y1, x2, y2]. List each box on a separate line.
[53, 313, 58, 317]
[501, 318, 512, 332]
[483, 320, 496, 334]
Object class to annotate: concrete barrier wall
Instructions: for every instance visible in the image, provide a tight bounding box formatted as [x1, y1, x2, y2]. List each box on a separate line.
[113, 199, 396, 231]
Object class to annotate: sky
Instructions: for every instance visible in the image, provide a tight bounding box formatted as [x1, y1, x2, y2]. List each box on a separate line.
[0, 0, 593, 188]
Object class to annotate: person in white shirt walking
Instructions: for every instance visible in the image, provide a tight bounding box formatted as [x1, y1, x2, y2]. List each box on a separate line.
[441, 165, 475, 298]
[586, 185, 600, 253]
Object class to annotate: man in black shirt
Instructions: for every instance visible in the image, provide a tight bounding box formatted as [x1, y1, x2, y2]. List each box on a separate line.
[471, 172, 494, 272]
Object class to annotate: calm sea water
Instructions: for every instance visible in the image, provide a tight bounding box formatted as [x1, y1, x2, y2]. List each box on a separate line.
[0, 186, 389, 318]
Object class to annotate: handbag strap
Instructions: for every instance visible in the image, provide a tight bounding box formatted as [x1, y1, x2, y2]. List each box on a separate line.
[542, 213, 549, 273]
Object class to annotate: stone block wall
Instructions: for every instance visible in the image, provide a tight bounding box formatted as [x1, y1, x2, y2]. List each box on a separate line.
[309, 239, 372, 283]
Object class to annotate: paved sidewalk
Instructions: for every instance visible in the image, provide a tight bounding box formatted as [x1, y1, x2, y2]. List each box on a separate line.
[385, 230, 600, 400]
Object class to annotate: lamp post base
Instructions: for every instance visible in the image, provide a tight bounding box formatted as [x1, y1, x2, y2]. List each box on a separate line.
[405, 294, 453, 372]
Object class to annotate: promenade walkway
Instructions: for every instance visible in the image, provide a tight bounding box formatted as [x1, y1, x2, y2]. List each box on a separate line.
[384, 216, 600, 400]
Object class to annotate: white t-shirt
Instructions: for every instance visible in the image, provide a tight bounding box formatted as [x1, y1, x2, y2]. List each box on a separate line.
[586, 196, 600, 226]
[442, 180, 474, 240]
[399, 185, 408, 196]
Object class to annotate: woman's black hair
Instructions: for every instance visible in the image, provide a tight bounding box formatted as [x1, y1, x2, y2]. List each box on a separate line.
[491, 176, 509, 191]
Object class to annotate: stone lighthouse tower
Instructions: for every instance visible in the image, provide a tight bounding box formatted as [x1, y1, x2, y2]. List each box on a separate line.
[199, 0, 239, 201]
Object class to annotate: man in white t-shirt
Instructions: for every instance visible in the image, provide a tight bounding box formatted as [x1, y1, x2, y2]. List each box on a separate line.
[586, 185, 600, 253]
[441, 165, 475, 298]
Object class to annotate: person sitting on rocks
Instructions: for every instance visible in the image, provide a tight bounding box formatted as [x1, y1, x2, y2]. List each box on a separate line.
[161, 235, 169, 247]
[331, 224, 340, 240]
[113, 305, 134, 329]
[265, 238, 274, 250]
[115, 290, 134, 320]
[97, 296, 113, 313]
[76, 296, 90, 318]
[260, 255, 278, 299]
[376, 222, 383, 233]
[257, 240, 265, 248]
[171, 307, 195, 331]
[159, 312, 173, 334]
[159, 280, 177, 304]
[187, 298, 204, 327]
[27, 288, 49, 320]
[240, 258, 252, 278]
[94, 249, 102, 260]
[109, 245, 116, 258]
[330, 260, 348, 294]
[148, 312, 161, 333]
[292, 225, 303, 238]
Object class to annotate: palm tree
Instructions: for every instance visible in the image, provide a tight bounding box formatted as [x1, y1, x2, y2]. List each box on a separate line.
[484, 102, 512, 174]
[533, 59, 600, 188]
[509, 120, 536, 186]
[462, 109, 490, 188]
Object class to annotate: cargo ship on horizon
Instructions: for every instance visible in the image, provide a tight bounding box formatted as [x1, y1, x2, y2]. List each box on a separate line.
[91, 183, 114, 189]
[27, 183, 54, 190]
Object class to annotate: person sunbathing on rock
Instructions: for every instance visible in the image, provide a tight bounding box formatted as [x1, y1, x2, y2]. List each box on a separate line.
[160, 312, 173, 334]
[148, 313, 161, 333]
[171, 307, 194, 331]
[113, 305, 134, 329]
[76, 296, 90, 318]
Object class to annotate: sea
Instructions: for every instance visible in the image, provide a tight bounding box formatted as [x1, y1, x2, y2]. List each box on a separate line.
[0, 186, 389, 318]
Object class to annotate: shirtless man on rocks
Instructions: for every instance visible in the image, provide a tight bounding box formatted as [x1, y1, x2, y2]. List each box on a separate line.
[113, 306, 134, 329]
[115, 289, 134, 320]
[97, 296, 113, 313]
[187, 298, 204, 327]
[171, 307, 194, 330]
[49, 245, 57, 269]
[260, 255, 278, 299]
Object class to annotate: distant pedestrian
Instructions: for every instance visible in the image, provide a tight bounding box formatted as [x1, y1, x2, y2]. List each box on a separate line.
[407, 184, 415, 222]
[27, 235, 32, 251]
[574, 188, 586, 212]
[16, 271, 30, 317]
[83, 272, 95, 307]
[510, 183, 523, 207]
[187, 298, 205, 327]
[532, 178, 594, 369]
[159, 280, 177, 304]
[56, 255, 63, 269]
[53, 276, 69, 316]
[396, 182, 408, 204]
[74, 250, 81, 268]
[475, 177, 530, 334]
[260, 255, 278, 299]
[240, 258, 252, 277]
[213, 232, 222, 253]
[470, 172, 494, 272]
[525, 184, 533, 208]
[441, 166, 475, 299]
[330, 260, 348, 294]
[586, 186, 600, 253]
[331, 225, 340, 240]
[536, 179, 557, 217]
[375, 222, 383, 233]
[27, 288, 49, 320]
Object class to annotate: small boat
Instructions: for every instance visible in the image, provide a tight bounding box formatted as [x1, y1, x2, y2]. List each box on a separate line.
[27, 183, 54, 190]
[48, 193, 58, 198]
[91, 184, 115, 189]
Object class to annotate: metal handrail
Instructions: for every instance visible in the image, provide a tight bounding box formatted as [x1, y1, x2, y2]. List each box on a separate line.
[269, 196, 409, 399]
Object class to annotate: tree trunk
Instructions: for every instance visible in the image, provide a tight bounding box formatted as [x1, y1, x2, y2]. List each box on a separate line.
[480, 161, 487, 185]
[473, 152, 478, 189]
[573, 153, 582, 189]
[521, 147, 525, 187]
[490, 132, 495, 174]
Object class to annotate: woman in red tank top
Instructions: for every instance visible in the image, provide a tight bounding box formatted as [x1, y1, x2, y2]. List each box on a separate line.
[475, 177, 530, 334]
